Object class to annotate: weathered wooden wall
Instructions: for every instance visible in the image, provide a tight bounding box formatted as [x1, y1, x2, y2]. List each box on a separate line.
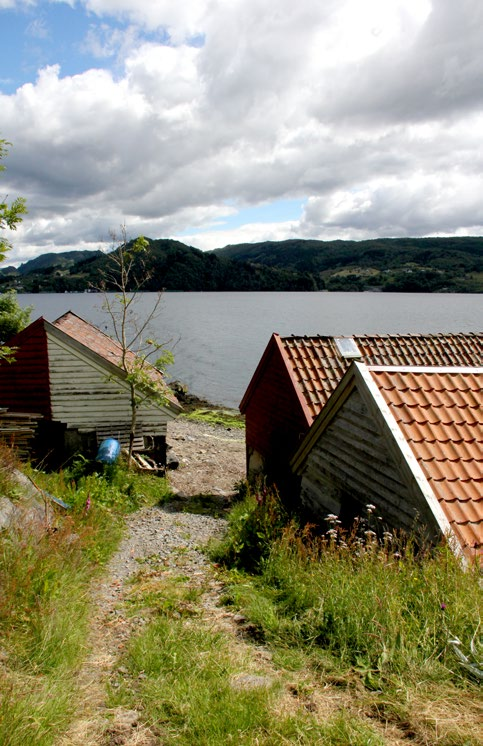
[47, 331, 170, 437]
[0, 318, 51, 418]
[299, 387, 437, 531]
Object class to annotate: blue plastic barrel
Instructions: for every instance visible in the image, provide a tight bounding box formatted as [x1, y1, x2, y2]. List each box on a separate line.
[96, 438, 121, 464]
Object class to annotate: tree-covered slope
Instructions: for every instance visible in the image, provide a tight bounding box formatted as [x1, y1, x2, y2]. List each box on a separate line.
[2, 239, 316, 293]
[213, 237, 483, 292]
[1, 236, 482, 292]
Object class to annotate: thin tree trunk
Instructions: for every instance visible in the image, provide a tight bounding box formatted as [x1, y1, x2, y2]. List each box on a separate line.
[128, 382, 137, 469]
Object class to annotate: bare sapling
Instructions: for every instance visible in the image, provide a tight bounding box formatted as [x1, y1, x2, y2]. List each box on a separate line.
[99, 226, 174, 467]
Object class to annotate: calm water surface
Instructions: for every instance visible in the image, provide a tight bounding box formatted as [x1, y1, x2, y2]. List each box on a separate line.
[18, 292, 483, 408]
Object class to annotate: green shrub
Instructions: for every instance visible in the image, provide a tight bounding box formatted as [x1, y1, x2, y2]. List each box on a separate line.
[32, 457, 171, 515]
[210, 483, 289, 572]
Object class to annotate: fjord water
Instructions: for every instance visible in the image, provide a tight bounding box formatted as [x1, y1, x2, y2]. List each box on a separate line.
[18, 292, 483, 408]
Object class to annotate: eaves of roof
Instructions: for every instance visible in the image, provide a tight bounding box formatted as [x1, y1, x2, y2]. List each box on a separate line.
[49, 312, 181, 412]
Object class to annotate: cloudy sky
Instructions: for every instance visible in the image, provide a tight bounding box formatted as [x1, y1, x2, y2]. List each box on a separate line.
[0, 0, 482, 266]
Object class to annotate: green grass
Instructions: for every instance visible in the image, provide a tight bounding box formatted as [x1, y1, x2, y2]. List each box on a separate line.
[0, 518, 97, 744]
[0, 450, 172, 744]
[111, 571, 385, 745]
[182, 407, 245, 429]
[215, 496, 481, 683]
[2, 453, 480, 745]
[209, 489, 482, 744]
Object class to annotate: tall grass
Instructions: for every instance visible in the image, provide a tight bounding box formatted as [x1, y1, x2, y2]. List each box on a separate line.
[112, 575, 385, 745]
[0, 449, 171, 744]
[0, 518, 96, 744]
[260, 524, 480, 682]
[213, 488, 482, 687]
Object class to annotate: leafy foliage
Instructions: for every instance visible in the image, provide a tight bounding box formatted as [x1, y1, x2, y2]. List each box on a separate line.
[210, 482, 289, 572]
[0, 140, 28, 362]
[0, 289, 31, 344]
[0, 139, 27, 262]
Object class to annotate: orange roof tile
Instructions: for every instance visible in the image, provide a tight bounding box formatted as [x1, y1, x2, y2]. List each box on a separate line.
[52, 311, 179, 408]
[370, 367, 482, 560]
[280, 333, 482, 423]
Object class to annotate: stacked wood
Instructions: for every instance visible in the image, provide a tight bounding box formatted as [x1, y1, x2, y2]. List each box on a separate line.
[0, 409, 42, 459]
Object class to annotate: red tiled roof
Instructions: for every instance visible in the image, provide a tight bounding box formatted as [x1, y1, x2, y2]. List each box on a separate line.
[52, 311, 179, 408]
[370, 367, 482, 559]
[280, 333, 482, 423]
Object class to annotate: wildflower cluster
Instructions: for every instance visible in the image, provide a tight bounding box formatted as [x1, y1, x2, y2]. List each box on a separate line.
[318, 503, 407, 562]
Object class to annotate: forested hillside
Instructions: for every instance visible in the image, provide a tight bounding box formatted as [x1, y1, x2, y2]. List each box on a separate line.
[0, 240, 321, 293]
[214, 236, 483, 292]
[1, 236, 482, 292]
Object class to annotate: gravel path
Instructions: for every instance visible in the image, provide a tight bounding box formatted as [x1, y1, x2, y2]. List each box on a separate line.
[58, 417, 246, 745]
[166, 415, 246, 498]
[58, 417, 410, 746]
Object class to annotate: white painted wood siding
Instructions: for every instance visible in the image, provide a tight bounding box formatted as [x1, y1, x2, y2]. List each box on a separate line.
[47, 332, 173, 436]
[299, 388, 436, 531]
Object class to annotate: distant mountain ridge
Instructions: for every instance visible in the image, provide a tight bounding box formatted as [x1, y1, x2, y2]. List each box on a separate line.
[1, 237, 482, 293]
[0, 250, 103, 276]
[214, 236, 483, 292]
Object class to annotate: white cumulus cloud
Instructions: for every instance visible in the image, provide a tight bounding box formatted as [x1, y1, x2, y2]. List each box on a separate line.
[1, 0, 483, 264]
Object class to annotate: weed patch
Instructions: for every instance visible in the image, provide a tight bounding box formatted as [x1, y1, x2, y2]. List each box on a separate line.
[210, 484, 289, 571]
[182, 408, 245, 429]
[213, 487, 482, 744]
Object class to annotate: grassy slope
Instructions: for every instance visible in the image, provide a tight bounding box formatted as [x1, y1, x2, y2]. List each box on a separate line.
[0, 451, 170, 745]
[1, 447, 480, 745]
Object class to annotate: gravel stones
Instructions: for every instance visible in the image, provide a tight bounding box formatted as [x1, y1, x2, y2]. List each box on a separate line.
[167, 416, 245, 498]
[104, 505, 226, 589]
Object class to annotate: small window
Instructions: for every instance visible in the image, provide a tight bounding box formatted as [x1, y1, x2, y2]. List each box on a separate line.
[335, 337, 361, 359]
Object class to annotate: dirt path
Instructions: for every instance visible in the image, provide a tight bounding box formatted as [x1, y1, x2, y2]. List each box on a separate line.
[58, 418, 408, 746]
[166, 416, 246, 499]
[57, 417, 246, 745]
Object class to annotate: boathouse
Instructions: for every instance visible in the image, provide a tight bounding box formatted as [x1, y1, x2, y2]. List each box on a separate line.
[239, 333, 483, 496]
[0, 311, 181, 464]
[291, 363, 483, 564]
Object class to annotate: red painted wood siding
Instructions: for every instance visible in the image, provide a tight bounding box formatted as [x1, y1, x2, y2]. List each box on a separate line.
[244, 343, 309, 469]
[0, 318, 52, 418]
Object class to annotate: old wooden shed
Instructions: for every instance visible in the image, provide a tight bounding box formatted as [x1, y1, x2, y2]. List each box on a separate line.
[0, 311, 181, 463]
[291, 363, 482, 563]
[239, 333, 483, 496]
